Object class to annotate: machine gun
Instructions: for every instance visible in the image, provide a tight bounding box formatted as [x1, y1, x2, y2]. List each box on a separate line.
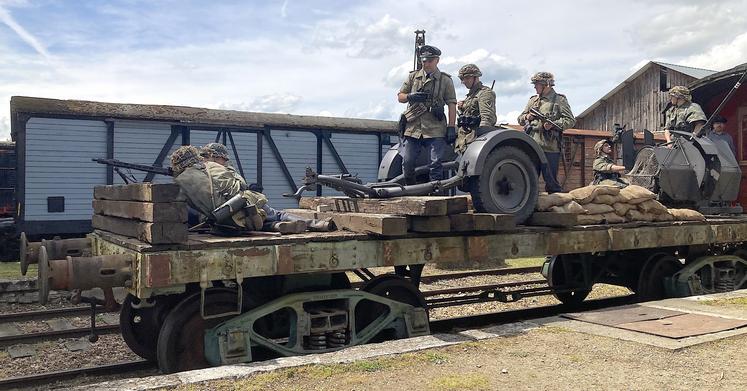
[93, 158, 172, 184]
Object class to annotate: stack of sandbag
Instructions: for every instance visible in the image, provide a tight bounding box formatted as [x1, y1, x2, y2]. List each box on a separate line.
[536, 184, 706, 225]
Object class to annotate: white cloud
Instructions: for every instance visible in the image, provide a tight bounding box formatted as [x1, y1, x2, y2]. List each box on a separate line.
[308, 14, 412, 58]
[680, 32, 747, 71]
[218, 93, 302, 113]
[280, 0, 288, 18]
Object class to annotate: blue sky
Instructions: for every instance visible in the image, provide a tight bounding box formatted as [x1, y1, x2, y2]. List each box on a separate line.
[1, 0, 746, 140]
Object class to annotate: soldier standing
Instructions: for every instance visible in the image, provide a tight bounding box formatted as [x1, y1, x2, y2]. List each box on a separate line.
[592, 139, 628, 188]
[518, 72, 575, 193]
[664, 85, 707, 143]
[454, 63, 496, 154]
[397, 44, 457, 185]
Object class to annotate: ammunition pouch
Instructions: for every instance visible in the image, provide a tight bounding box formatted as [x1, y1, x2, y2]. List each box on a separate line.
[403, 103, 427, 122]
[593, 171, 620, 185]
[457, 116, 481, 127]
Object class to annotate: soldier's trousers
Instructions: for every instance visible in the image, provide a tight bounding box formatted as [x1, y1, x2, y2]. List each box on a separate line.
[400, 136, 447, 183]
[541, 151, 563, 193]
[262, 204, 316, 230]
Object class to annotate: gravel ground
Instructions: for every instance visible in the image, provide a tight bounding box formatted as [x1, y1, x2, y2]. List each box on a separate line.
[0, 266, 629, 388]
[166, 328, 747, 391]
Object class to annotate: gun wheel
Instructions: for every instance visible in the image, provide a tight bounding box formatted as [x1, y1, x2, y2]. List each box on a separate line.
[468, 146, 538, 224]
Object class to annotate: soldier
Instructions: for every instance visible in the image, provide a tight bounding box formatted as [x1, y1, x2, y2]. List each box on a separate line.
[707, 115, 735, 156]
[454, 63, 496, 154]
[171, 145, 333, 234]
[518, 72, 575, 193]
[592, 139, 628, 188]
[664, 85, 707, 143]
[397, 44, 457, 185]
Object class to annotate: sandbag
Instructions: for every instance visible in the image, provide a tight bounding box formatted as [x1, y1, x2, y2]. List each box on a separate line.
[549, 201, 587, 214]
[537, 193, 574, 211]
[612, 202, 633, 216]
[638, 199, 668, 215]
[569, 185, 620, 204]
[668, 208, 706, 221]
[618, 185, 656, 204]
[626, 209, 655, 222]
[653, 213, 675, 222]
[602, 212, 627, 224]
[593, 194, 620, 205]
[584, 203, 615, 215]
[577, 213, 605, 225]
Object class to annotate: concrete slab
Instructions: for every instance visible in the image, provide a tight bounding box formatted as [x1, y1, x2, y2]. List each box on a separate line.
[46, 318, 75, 331]
[7, 344, 35, 359]
[0, 323, 21, 337]
[65, 338, 92, 352]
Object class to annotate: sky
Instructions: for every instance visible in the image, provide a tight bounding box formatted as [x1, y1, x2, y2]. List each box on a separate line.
[1, 0, 746, 140]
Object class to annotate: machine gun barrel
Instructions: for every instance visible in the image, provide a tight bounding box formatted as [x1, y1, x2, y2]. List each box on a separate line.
[93, 158, 173, 176]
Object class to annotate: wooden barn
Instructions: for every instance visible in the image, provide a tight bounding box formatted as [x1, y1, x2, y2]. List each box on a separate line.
[575, 61, 716, 132]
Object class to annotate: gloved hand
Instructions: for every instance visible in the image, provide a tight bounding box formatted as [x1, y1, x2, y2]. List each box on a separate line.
[407, 92, 429, 103]
[446, 126, 457, 144]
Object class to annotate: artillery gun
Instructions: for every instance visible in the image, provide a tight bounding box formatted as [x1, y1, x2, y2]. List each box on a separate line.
[627, 132, 742, 214]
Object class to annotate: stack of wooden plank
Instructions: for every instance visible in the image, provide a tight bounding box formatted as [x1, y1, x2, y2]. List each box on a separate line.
[288, 196, 515, 236]
[92, 183, 188, 244]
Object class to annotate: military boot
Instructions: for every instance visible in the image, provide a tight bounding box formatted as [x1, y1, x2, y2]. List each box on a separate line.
[307, 217, 336, 232]
[268, 220, 308, 234]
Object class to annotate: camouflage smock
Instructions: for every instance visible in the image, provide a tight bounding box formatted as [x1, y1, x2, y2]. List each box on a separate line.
[518, 89, 575, 152]
[455, 81, 496, 153]
[174, 161, 267, 230]
[592, 154, 627, 187]
[664, 101, 706, 133]
[399, 68, 457, 139]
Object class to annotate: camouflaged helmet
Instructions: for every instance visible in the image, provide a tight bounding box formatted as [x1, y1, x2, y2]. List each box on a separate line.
[530, 71, 555, 86]
[458, 64, 482, 79]
[170, 145, 202, 176]
[201, 142, 230, 160]
[669, 85, 692, 101]
[594, 139, 612, 156]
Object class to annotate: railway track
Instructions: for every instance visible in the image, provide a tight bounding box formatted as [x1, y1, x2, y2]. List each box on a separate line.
[0, 293, 634, 390]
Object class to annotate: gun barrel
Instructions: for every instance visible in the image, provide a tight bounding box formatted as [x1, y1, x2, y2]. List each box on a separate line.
[93, 158, 173, 176]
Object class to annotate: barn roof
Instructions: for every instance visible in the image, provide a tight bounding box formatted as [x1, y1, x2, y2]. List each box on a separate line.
[576, 61, 717, 119]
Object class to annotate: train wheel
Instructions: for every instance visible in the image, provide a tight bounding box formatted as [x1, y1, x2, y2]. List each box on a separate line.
[156, 289, 250, 374]
[468, 146, 538, 224]
[120, 294, 178, 362]
[546, 255, 591, 306]
[636, 254, 682, 301]
[356, 275, 427, 340]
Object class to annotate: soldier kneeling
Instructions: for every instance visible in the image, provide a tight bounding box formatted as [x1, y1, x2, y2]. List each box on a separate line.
[170, 145, 334, 235]
[592, 139, 628, 188]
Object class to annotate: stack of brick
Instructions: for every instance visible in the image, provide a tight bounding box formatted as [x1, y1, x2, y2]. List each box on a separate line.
[92, 183, 189, 244]
[536, 184, 706, 225]
[288, 195, 516, 236]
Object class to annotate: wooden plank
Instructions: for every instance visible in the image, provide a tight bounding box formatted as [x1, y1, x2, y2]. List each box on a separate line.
[449, 214, 475, 232]
[489, 214, 516, 230]
[92, 215, 187, 244]
[445, 197, 469, 214]
[409, 216, 451, 232]
[284, 209, 407, 236]
[92, 200, 187, 223]
[527, 212, 578, 227]
[299, 196, 462, 216]
[94, 183, 185, 202]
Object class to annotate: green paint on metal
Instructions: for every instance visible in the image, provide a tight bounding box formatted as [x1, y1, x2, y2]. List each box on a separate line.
[665, 255, 747, 297]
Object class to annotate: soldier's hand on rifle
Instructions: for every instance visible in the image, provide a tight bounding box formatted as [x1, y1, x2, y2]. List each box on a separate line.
[457, 100, 464, 110]
[525, 113, 535, 121]
[446, 126, 457, 144]
[407, 92, 429, 103]
[543, 121, 554, 131]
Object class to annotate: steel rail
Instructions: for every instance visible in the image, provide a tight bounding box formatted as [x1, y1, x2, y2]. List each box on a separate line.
[0, 324, 120, 348]
[0, 360, 156, 390]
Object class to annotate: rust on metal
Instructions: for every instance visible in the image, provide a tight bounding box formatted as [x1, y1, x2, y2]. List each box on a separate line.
[383, 242, 395, 266]
[276, 245, 294, 274]
[147, 254, 172, 288]
[467, 236, 488, 262]
[616, 313, 747, 339]
[563, 304, 684, 326]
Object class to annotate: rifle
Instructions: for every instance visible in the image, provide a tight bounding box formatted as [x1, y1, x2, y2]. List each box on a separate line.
[93, 158, 172, 184]
[413, 30, 426, 71]
[529, 107, 564, 132]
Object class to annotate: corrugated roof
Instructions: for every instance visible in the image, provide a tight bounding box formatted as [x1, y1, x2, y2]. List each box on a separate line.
[652, 61, 716, 79]
[577, 61, 717, 119]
